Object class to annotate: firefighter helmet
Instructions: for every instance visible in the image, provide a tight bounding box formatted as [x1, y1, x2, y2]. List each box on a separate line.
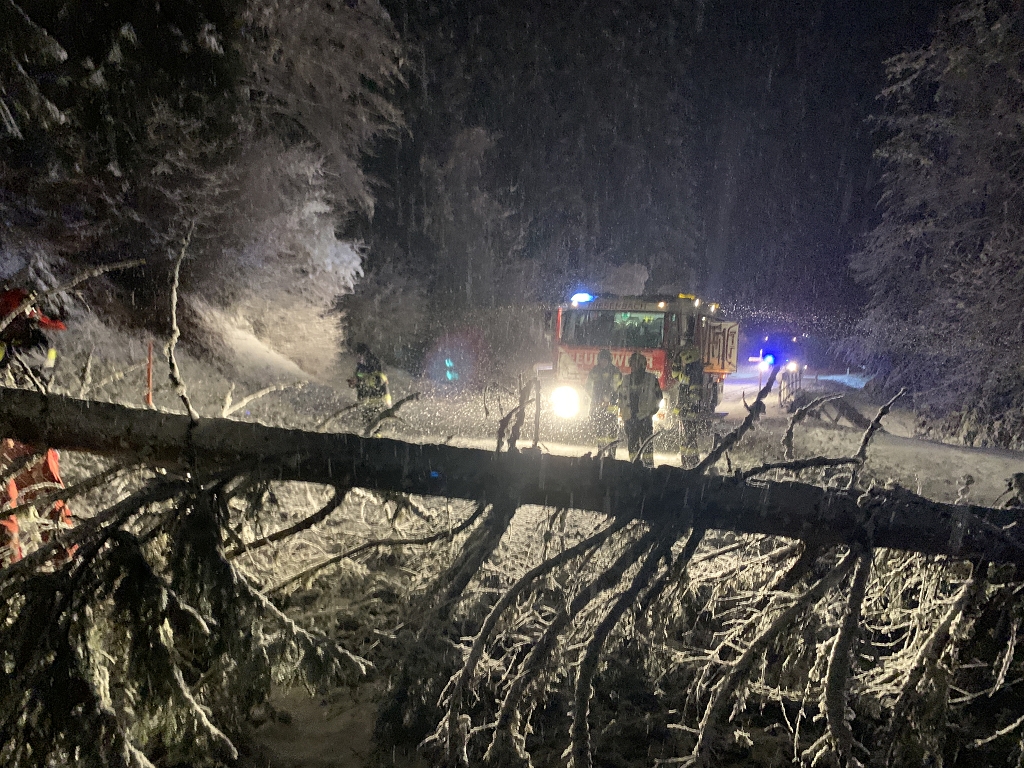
[628, 351, 647, 372]
[676, 346, 700, 366]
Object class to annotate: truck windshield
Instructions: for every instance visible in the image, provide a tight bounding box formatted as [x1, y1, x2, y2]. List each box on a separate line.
[561, 310, 665, 348]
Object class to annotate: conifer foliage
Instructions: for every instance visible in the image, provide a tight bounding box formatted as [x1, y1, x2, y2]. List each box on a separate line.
[850, 0, 1024, 447]
[0, 472, 368, 768]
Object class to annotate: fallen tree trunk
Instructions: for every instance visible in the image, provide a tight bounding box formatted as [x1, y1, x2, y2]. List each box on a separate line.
[1, 386, 1021, 564]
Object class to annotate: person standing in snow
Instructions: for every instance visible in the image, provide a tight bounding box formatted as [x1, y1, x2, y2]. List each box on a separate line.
[348, 343, 392, 427]
[617, 351, 662, 467]
[1002, 473, 1024, 509]
[671, 343, 705, 468]
[586, 349, 622, 455]
[0, 286, 65, 389]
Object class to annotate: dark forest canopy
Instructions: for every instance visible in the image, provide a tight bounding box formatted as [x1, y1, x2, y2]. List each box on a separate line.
[354, 0, 945, 316]
[849, 0, 1024, 448]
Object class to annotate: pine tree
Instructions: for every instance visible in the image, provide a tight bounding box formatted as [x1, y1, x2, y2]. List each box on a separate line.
[851, 0, 1024, 447]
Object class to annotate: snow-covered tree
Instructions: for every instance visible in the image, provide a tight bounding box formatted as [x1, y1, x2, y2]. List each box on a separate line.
[850, 0, 1024, 447]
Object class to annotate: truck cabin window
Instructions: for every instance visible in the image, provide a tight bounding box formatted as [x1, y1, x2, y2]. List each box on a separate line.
[561, 310, 665, 349]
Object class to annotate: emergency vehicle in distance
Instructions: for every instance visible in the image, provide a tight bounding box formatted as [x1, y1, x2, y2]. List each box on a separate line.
[541, 292, 739, 422]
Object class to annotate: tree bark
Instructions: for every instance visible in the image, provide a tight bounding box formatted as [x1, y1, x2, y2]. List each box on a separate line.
[2, 387, 1022, 564]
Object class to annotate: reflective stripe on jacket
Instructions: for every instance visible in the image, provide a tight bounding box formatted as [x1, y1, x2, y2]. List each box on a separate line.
[618, 371, 662, 422]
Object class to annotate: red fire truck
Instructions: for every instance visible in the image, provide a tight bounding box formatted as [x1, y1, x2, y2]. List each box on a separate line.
[543, 293, 739, 422]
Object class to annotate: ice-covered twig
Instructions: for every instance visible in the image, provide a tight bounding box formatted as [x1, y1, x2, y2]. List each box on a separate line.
[506, 379, 535, 451]
[364, 391, 421, 436]
[226, 488, 348, 559]
[0, 258, 145, 336]
[783, 394, 845, 460]
[222, 382, 306, 418]
[77, 346, 94, 398]
[495, 393, 534, 452]
[485, 528, 657, 766]
[80, 361, 147, 398]
[741, 456, 860, 481]
[595, 438, 621, 460]
[690, 546, 857, 767]
[571, 528, 702, 768]
[970, 711, 1024, 748]
[693, 366, 778, 475]
[440, 516, 631, 766]
[884, 569, 984, 754]
[267, 500, 489, 594]
[314, 402, 360, 430]
[0, 477, 186, 589]
[166, 224, 199, 422]
[632, 428, 663, 464]
[847, 388, 905, 489]
[0, 462, 141, 522]
[236, 571, 371, 675]
[809, 546, 872, 767]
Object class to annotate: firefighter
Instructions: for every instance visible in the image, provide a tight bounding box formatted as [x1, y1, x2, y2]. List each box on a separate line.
[348, 342, 392, 426]
[1002, 473, 1024, 509]
[0, 287, 65, 388]
[672, 344, 705, 468]
[617, 351, 662, 467]
[586, 349, 622, 454]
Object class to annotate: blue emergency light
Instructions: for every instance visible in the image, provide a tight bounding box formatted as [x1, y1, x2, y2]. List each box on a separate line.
[570, 292, 594, 303]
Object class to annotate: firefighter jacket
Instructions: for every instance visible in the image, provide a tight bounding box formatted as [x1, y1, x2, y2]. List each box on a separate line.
[0, 288, 65, 372]
[618, 370, 662, 423]
[674, 360, 705, 415]
[586, 362, 622, 416]
[355, 354, 392, 406]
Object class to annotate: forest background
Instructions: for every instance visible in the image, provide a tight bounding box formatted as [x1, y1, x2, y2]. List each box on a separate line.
[3, 0, 1024, 446]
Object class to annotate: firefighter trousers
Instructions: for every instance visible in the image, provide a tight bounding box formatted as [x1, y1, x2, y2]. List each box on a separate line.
[679, 415, 708, 469]
[589, 411, 620, 456]
[624, 417, 654, 467]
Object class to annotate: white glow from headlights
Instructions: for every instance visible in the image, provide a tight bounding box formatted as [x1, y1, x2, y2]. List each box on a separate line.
[551, 386, 580, 418]
[758, 360, 770, 372]
[786, 362, 799, 373]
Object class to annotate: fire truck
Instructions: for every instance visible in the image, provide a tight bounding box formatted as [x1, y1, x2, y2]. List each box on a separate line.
[543, 293, 739, 422]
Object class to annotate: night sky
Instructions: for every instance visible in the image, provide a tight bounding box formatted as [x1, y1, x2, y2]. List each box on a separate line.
[365, 0, 947, 317]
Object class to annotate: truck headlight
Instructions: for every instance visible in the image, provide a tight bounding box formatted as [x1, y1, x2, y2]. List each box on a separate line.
[551, 386, 581, 418]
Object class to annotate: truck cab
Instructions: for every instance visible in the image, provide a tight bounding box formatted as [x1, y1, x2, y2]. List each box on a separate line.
[545, 293, 739, 420]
